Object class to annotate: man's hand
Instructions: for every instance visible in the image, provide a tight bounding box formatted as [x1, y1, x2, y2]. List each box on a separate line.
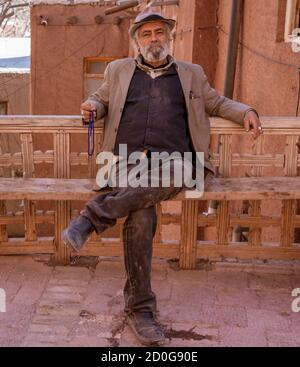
[80, 101, 97, 123]
[243, 110, 262, 139]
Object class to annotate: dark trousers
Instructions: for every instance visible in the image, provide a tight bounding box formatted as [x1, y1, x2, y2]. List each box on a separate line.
[80, 158, 212, 314]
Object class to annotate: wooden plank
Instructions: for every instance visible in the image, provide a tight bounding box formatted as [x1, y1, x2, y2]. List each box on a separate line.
[54, 132, 71, 264]
[281, 199, 296, 247]
[21, 133, 37, 242]
[216, 134, 232, 246]
[195, 243, 300, 260]
[281, 135, 299, 247]
[248, 201, 262, 246]
[161, 212, 181, 225]
[78, 241, 179, 258]
[216, 201, 230, 245]
[0, 211, 54, 225]
[231, 153, 284, 167]
[0, 239, 54, 255]
[248, 134, 264, 246]
[0, 152, 22, 167]
[218, 135, 232, 177]
[197, 214, 281, 228]
[2, 177, 300, 201]
[179, 200, 198, 269]
[0, 201, 7, 242]
[284, 135, 298, 177]
[1, 117, 300, 135]
[33, 150, 54, 164]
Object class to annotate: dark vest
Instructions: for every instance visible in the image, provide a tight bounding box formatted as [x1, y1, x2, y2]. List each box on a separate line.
[114, 64, 193, 156]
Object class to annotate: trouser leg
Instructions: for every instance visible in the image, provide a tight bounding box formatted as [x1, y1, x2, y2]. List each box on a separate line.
[81, 159, 187, 232]
[123, 206, 157, 314]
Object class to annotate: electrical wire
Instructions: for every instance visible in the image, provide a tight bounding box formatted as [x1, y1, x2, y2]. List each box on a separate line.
[219, 26, 299, 70]
[219, 25, 300, 117]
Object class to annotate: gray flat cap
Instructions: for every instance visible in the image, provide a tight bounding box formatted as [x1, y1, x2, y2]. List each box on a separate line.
[128, 11, 176, 38]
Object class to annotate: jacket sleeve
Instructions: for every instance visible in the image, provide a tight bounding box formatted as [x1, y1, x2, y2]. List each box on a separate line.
[85, 62, 111, 120]
[200, 66, 258, 125]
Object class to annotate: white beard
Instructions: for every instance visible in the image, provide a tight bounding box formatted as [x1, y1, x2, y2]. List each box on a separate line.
[139, 41, 170, 63]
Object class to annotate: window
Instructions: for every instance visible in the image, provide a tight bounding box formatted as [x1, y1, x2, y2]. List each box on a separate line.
[285, 0, 300, 41]
[0, 101, 7, 115]
[83, 57, 116, 100]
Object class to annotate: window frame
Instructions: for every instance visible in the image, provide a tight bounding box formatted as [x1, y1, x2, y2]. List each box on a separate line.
[83, 57, 117, 100]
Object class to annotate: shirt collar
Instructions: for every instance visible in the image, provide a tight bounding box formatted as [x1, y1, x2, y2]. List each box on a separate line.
[135, 54, 178, 74]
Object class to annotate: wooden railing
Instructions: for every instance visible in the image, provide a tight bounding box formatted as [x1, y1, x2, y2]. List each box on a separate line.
[0, 115, 300, 266]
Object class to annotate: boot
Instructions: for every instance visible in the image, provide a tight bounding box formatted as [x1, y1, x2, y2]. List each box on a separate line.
[127, 311, 166, 346]
[62, 215, 94, 252]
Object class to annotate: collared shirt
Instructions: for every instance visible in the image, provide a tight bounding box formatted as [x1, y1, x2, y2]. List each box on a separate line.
[135, 54, 177, 79]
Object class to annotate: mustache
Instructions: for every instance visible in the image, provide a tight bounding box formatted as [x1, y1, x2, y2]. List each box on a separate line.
[139, 41, 170, 62]
[147, 41, 164, 49]
[145, 42, 167, 54]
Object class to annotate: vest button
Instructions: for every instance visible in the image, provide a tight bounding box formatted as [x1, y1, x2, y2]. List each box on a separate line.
[114, 128, 117, 132]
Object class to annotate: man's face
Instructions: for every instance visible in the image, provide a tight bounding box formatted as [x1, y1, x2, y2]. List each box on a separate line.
[135, 21, 170, 62]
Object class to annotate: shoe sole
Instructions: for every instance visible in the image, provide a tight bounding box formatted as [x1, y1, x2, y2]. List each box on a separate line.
[127, 317, 166, 346]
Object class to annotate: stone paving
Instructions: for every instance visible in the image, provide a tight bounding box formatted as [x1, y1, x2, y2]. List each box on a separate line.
[0, 254, 300, 347]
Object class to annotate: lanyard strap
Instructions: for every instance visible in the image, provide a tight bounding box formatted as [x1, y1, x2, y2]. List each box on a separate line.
[88, 111, 95, 156]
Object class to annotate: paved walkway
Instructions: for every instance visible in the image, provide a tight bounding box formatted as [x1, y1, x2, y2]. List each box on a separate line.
[0, 255, 300, 347]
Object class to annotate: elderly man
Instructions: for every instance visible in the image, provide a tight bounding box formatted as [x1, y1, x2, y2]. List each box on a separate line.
[63, 11, 261, 346]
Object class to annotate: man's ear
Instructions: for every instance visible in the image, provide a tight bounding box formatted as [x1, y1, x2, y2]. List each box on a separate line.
[136, 41, 140, 52]
[133, 38, 140, 53]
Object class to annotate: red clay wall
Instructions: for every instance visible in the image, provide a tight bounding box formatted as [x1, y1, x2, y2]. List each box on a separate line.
[216, 0, 299, 115]
[30, 3, 130, 115]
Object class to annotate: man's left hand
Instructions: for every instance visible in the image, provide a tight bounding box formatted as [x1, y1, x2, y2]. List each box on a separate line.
[243, 110, 263, 139]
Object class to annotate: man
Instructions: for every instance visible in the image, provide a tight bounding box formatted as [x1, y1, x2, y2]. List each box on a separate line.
[63, 11, 262, 346]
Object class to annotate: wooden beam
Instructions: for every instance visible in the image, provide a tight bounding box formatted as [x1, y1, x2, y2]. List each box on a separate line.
[2, 176, 300, 201]
[179, 200, 198, 269]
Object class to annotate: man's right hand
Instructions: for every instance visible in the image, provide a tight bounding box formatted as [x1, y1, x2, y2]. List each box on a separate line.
[80, 101, 97, 123]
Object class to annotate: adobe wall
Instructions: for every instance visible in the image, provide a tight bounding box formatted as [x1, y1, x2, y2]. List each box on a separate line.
[0, 72, 30, 115]
[30, 3, 130, 115]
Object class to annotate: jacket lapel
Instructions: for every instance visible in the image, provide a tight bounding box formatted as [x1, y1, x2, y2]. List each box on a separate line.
[118, 60, 136, 104]
[175, 60, 192, 111]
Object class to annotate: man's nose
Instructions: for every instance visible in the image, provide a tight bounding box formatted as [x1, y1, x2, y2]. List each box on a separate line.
[150, 33, 159, 42]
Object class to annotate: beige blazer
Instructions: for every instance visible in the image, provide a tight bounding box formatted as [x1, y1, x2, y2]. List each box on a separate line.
[87, 57, 254, 175]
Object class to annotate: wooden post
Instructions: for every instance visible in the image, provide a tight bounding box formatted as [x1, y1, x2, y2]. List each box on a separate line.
[216, 135, 232, 246]
[0, 201, 7, 243]
[180, 199, 198, 269]
[281, 135, 298, 247]
[54, 131, 71, 264]
[248, 135, 264, 246]
[20, 133, 37, 241]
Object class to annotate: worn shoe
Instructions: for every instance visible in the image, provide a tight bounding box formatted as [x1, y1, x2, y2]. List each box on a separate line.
[62, 215, 94, 252]
[127, 311, 166, 346]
